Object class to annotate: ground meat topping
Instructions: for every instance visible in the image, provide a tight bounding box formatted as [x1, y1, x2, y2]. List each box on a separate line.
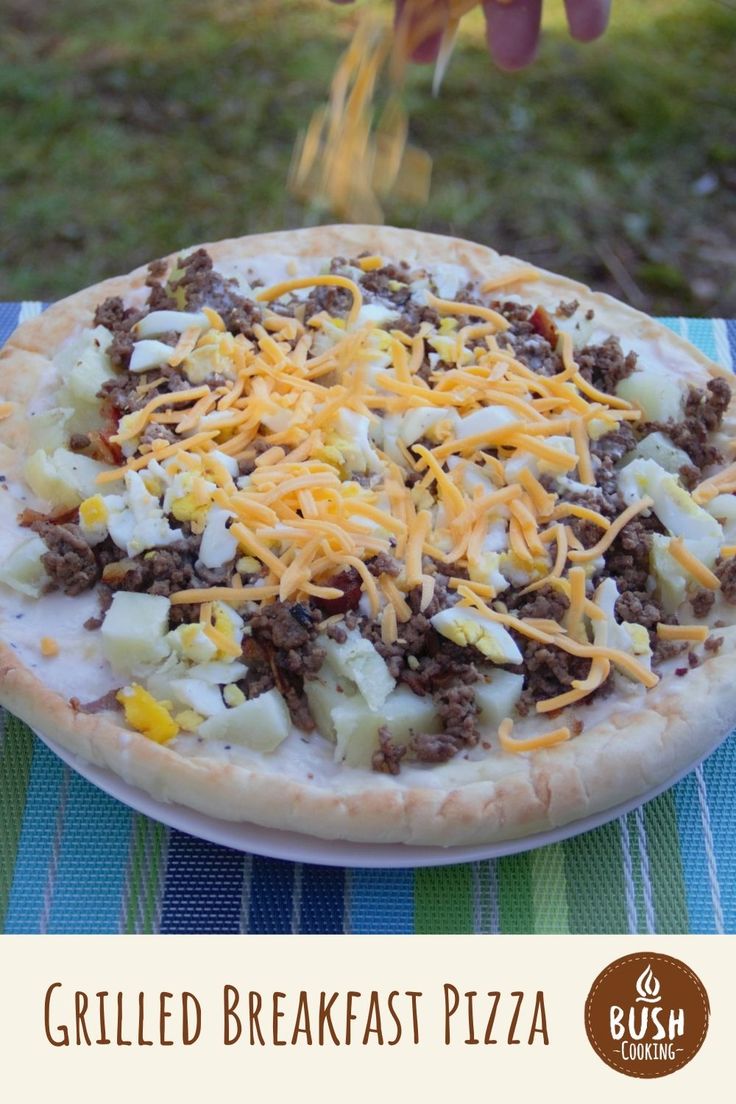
[641, 378, 732, 470]
[34, 522, 99, 596]
[241, 603, 326, 730]
[716, 557, 736, 603]
[372, 726, 407, 775]
[92, 296, 144, 369]
[576, 336, 638, 394]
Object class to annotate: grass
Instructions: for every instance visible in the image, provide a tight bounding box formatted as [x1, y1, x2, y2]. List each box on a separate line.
[1, 0, 734, 315]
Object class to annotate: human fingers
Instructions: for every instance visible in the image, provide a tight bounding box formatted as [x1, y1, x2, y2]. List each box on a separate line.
[564, 0, 611, 42]
[394, 0, 444, 64]
[482, 0, 543, 71]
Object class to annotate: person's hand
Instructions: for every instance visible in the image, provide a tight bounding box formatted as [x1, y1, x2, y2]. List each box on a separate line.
[329, 1, 612, 72]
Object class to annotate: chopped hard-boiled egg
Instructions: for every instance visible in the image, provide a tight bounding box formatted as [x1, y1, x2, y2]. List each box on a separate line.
[593, 578, 652, 668]
[129, 340, 175, 374]
[78, 494, 110, 545]
[618, 458, 722, 561]
[105, 470, 182, 556]
[117, 684, 179, 743]
[198, 506, 237, 568]
[649, 534, 688, 613]
[167, 623, 219, 663]
[132, 310, 209, 338]
[431, 606, 522, 664]
[323, 409, 382, 475]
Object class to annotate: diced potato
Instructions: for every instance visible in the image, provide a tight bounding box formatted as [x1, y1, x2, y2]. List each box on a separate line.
[24, 448, 112, 508]
[54, 326, 115, 432]
[617, 368, 683, 422]
[304, 666, 357, 742]
[65, 326, 115, 403]
[634, 432, 692, 474]
[197, 688, 290, 751]
[475, 672, 524, 728]
[333, 686, 441, 768]
[28, 408, 74, 454]
[101, 592, 171, 676]
[0, 534, 49, 598]
[321, 629, 395, 711]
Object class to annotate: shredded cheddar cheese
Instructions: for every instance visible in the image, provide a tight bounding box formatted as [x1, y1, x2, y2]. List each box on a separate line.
[498, 717, 572, 753]
[668, 539, 721, 590]
[656, 624, 710, 643]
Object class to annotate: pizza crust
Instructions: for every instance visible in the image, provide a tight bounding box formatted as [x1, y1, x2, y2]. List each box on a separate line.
[1, 225, 734, 847]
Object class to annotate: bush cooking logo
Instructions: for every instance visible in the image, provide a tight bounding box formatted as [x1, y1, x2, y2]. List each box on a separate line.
[584, 952, 709, 1078]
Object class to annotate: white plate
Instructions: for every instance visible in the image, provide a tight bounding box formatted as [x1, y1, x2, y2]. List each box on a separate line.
[34, 727, 729, 868]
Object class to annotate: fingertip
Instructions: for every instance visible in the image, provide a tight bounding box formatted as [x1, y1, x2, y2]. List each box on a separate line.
[564, 0, 611, 43]
[488, 37, 539, 72]
[411, 32, 442, 64]
[483, 0, 543, 72]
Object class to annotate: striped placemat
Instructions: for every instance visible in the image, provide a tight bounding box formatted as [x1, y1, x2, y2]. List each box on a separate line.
[1, 304, 735, 934]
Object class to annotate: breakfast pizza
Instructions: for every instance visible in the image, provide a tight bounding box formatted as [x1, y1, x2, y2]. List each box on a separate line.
[1, 226, 735, 846]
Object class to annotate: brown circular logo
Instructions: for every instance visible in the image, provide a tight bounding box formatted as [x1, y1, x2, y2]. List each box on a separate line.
[584, 952, 709, 1078]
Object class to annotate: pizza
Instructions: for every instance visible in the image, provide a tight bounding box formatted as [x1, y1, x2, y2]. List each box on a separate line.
[1, 226, 735, 847]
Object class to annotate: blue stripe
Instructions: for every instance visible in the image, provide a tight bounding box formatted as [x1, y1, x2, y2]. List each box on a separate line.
[0, 303, 21, 345]
[47, 772, 134, 933]
[657, 317, 683, 336]
[4, 741, 65, 933]
[684, 318, 718, 363]
[349, 869, 414, 933]
[248, 857, 295, 933]
[299, 864, 345, 933]
[672, 774, 716, 933]
[701, 738, 736, 933]
[726, 320, 736, 371]
[159, 830, 245, 933]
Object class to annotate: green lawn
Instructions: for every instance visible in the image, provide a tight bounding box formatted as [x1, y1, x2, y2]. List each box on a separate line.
[2, 0, 734, 315]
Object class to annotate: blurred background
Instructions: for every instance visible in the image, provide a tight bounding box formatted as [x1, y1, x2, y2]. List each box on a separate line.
[1, 0, 734, 315]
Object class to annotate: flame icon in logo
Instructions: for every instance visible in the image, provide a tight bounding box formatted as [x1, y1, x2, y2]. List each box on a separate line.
[635, 964, 662, 1004]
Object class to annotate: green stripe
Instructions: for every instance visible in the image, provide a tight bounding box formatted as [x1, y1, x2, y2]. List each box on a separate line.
[563, 820, 629, 932]
[644, 793, 689, 933]
[496, 852, 534, 932]
[626, 812, 647, 934]
[414, 865, 473, 932]
[0, 716, 35, 931]
[124, 817, 166, 933]
[530, 843, 569, 932]
[474, 862, 495, 932]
